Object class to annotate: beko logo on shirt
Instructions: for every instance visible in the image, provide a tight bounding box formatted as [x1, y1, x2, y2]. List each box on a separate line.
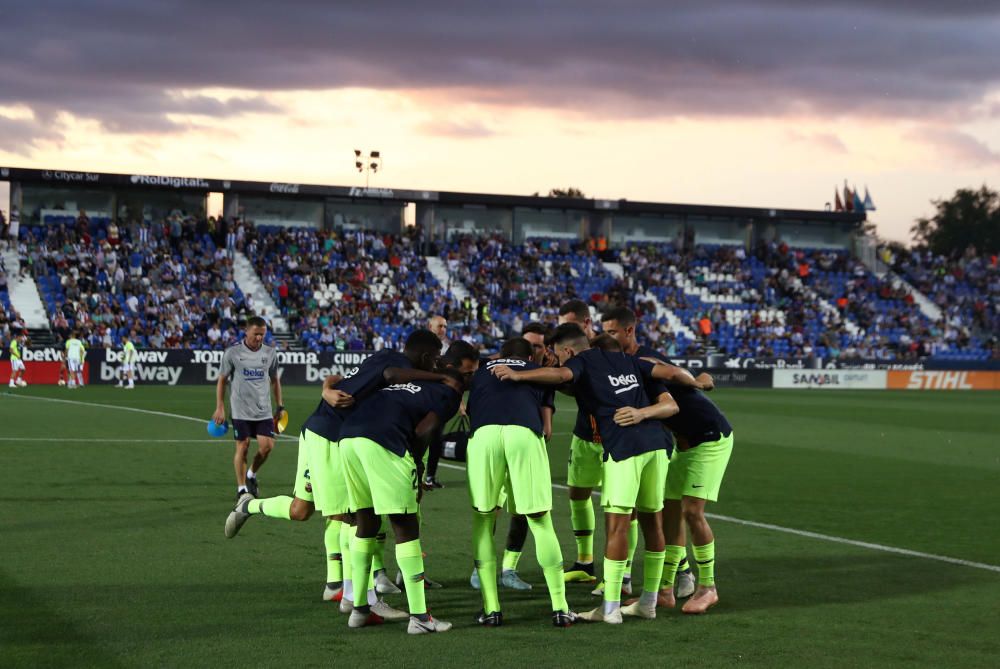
[488, 359, 526, 368]
[385, 383, 421, 394]
[608, 374, 639, 394]
[243, 368, 266, 379]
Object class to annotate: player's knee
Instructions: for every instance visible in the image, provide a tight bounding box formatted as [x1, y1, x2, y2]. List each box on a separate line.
[289, 501, 313, 521]
[682, 504, 706, 526]
[257, 441, 274, 456]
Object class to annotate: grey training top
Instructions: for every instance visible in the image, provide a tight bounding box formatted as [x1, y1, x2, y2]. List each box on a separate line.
[220, 341, 279, 420]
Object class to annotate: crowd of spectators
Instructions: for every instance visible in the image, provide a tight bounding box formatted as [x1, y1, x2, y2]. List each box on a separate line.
[245, 225, 453, 352]
[618, 239, 998, 360]
[15, 211, 257, 351]
[5, 207, 997, 361]
[440, 234, 622, 348]
[887, 245, 999, 359]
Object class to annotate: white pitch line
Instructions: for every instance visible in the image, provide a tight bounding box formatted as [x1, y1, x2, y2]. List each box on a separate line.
[6, 392, 1000, 575]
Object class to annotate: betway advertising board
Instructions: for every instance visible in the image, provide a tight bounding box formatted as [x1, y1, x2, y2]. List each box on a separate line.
[1, 348, 374, 386]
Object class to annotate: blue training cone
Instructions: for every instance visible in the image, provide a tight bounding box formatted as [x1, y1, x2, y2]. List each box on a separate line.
[207, 420, 228, 438]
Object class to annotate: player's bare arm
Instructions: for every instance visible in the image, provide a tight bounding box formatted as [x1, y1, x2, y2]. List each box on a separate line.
[613, 391, 679, 426]
[640, 357, 714, 391]
[213, 375, 227, 425]
[270, 374, 284, 412]
[492, 365, 573, 385]
[321, 374, 354, 408]
[411, 411, 445, 500]
[541, 406, 554, 442]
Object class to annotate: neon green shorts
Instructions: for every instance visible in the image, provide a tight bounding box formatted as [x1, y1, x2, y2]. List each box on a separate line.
[467, 425, 552, 515]
[665, 432, 734, 502]
[340, 437, 419, 515]
[601, 449, 668, 513]
[566, 435, 603, 489]
[295, 429, 349, 515]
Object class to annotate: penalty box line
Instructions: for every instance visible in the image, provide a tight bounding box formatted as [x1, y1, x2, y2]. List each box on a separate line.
[8, 392, 1000, 575]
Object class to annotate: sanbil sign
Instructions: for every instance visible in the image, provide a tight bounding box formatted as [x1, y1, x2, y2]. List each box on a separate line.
[887, 371, 1000, 391]
[773, 369, 886, 390]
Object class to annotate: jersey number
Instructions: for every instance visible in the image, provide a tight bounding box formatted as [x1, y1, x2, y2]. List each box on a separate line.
[410, 468, 418, 490]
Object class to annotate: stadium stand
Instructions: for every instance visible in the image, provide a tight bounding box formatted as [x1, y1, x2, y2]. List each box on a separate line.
[619, 240, 997, 360]
[8, 212, 997, 362]
[245, 225, 456, 352]
[440, 234, 623, 338]
[888, 246, 999, 361]
[17, 214, 252, 350]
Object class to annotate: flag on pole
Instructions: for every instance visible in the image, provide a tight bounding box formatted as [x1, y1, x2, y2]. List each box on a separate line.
[835, 188, 844, 212]
[853, 186, 865, 213]
[863, 186, 876, 211]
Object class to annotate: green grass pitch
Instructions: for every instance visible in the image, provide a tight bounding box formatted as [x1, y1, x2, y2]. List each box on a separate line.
[2, 386, 999, 668]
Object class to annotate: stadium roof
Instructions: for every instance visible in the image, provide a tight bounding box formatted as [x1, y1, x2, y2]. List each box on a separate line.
[1, 165, 864, 224]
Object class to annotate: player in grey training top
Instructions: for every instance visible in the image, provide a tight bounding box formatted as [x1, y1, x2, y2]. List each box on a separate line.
[212, 316, 283, 500]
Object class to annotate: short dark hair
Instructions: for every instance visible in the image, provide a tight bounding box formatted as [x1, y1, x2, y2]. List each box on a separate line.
[520, 322, 549, 337]
[546, 322, 589, 349]
[404, 328, 444, 356]
[600, 306, 636, 327]
[246, 316, 268, 329]
[558, 299, 590, 321]
[500, 337, 533, 359]
[442, 340, 478, 367]
[591, 333, 623, 352]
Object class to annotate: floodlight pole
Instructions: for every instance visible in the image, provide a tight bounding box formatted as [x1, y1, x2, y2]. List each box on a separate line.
[354, 150, 382, 190]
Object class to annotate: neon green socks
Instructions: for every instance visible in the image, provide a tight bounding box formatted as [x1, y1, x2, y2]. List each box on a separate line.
[602, 557, 627, 614]
[472, 511, 500, 613]
[527, 513, 568, 612]
[396, 539, 427, 615]
[625, 518, 639, 581]
[642, 550, 666, 605]
[693, 541, 716, 586]
[340, 523, 355, 601]
[325, 519, 343, 585]
[501, 549, 522, 572]
[350, 535, 377, 608]
[569, 498, 595, 563]
[247, 496, 292, 519]
[661, 545, 686, 588]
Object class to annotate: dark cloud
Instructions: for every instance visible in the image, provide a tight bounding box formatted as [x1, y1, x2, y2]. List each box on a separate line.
[1, 1, 999, 139]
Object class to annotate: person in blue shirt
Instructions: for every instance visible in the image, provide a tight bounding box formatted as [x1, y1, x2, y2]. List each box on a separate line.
[492, 324, 684, 625]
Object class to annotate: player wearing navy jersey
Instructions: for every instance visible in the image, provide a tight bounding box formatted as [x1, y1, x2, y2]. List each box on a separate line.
[493, 325, 683, 624]
[601, 307, 723, 615]
[225, 330, 445, 610]
[604, 308, 731, 615]
[556, 301, 604, 584]
[466, 337, 576, 627]
[340, 371, 465, 634]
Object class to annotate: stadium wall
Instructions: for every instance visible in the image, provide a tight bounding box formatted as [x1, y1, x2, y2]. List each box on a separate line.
[2, 349, 998, 390]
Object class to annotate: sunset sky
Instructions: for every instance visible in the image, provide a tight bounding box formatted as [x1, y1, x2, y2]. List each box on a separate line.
[2, 1, 999, 242]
